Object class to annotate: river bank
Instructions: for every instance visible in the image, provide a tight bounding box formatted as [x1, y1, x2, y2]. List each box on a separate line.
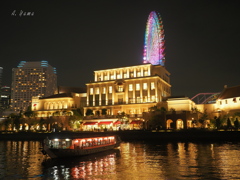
[1, 129, 240, 142]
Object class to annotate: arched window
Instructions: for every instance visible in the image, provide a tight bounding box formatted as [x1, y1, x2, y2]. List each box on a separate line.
[176, 119, 184, 129]
[166, 119, 173, 129]
[44, 102, 48, 110]
[59, 102, 63, 109]
[54, 102, 59, 109]
[50, 103, 53, 110]
[63, 102, 68, 109]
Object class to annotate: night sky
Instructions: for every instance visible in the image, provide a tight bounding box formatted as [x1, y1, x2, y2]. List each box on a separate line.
[1, 0, 240, 98]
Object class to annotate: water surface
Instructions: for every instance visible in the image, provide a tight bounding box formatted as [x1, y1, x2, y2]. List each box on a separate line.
[1, 140, 240, 179]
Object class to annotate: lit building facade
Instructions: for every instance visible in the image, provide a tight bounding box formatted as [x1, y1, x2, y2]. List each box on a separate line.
[32, 92, 86, 118]
[214, 85, 240, 116]
[11, 61, 57, 112]
[84, 64, 171, 121]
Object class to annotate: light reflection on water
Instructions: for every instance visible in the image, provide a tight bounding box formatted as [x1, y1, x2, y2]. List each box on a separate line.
[1, 141, 240, 179]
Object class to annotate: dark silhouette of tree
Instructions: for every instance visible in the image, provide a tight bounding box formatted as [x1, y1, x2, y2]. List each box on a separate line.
[24, 106, 35, 118]
[227, 118, 232, 130]
[67, 109, 83, 131]
[149, 113, 163, 130]
[7, 112, 22, 131]
[96, 110, 100, 116]
[234, 112, 240, 117]
[148, 106, 166, 130]
[39, 118, 45, 131]
[116, 112, 128, 128]
[53, 111, 60, 116]
[86, 109, 93, 116]
[215, 116, 221, 130]
[102, 108, 107, 115]
[72, 109, 82, 117]
[69, 115, 81, 130]
[159, 107, 167, 113]
[149, 106, 158, 112]
[234, 118, 239, 130]
[76, 108, 83, 116]
[13, 116, 21, 130]
[117, 112, 126, 120]
[3, 118, 12, 131]
[198, 110, 208, 128]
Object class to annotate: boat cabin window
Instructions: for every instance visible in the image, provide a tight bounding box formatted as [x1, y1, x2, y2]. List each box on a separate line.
[49, 139, 72, 149]
[48, 136, 116, 150]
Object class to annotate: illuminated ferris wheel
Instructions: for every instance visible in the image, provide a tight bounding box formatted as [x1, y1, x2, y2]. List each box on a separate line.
[143, 11, 165, 66]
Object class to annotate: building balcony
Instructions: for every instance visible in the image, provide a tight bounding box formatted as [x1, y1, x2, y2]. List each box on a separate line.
[83, 113, 143, 120]
[86, 100, 157, 107]
[83, 115, 117, 120]
[129, 114, 143, 118]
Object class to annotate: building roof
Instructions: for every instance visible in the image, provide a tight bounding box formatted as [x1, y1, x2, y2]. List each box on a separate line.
[218, 85, 240, 99]
[94, 63, 153, 72]
[57, 86, 86, 93]
[40, 93, 73, 99]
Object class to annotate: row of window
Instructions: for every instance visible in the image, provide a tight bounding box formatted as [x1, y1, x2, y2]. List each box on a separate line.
[219, 98, 240, 105]
[96, 71, 149, 81]
[88, 96, 157, 106]
[15, 82, 46, 85]
[89, 82, 156, 95]
[16, 77, 46, 79]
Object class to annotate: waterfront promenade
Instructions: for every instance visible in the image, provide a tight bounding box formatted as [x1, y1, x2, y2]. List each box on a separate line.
[1, 129, 240, 142]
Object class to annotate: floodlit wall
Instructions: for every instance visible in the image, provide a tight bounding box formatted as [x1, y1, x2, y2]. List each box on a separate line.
[167, 97, 196, 111]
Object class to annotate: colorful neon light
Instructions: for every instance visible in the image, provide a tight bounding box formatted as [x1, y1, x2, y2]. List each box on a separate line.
[143, 11, 165, 66]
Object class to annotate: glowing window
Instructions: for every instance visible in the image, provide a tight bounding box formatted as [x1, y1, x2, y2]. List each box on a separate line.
[109, 86, 112, 93]
[151, 82, 155, 90]
[117, 74, 121, 79]
[110, 74, 115, 80]
[136, 84, 140, 91]
[130, 72, 134, 78]
[118, 86, 123, 92]
[95, 87, 99, 94]
[129, 84, 133, 91]
[123, 73, 128, 78]
[151, 96, 155, 102]
[90, 88, 93, 95]
[102, 87, 106, 94]
[143, 83, 147, 90]
[144, 71, 148, 76]
[137, 71, 141, 77]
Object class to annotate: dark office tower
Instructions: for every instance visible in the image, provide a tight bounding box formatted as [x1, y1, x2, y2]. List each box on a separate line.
[0, 67, 3, 110]
[0, 67, 2, 89]
[1, 86, 11, 110]
[11, 61, 57, 112]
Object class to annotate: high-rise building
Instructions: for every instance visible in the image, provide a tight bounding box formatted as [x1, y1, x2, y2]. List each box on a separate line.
[1, 86, 11, 110]
[11, 61, 57, 112]
[0, 67, 3, 111]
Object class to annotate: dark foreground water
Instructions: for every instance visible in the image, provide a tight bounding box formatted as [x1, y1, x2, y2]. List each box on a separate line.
[1, 140, 240, 180]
